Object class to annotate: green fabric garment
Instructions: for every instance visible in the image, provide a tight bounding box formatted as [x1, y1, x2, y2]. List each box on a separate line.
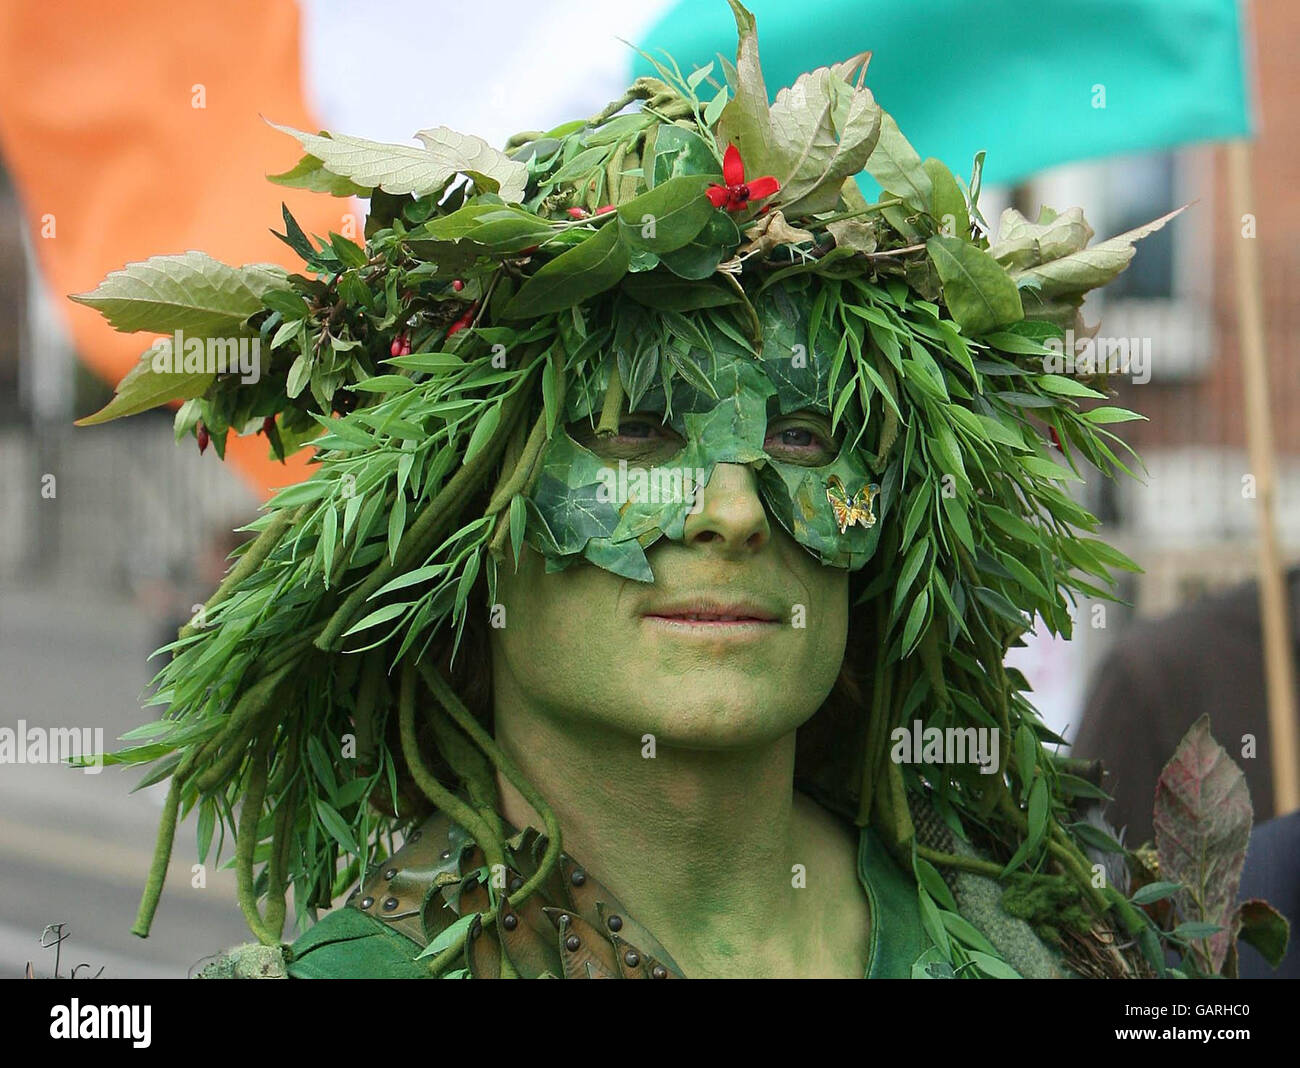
[858, 825, 929, 978]
[285, 907, 427, 980]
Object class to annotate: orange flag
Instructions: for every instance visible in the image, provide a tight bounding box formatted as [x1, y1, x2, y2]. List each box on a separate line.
[0, 0, 344, 495]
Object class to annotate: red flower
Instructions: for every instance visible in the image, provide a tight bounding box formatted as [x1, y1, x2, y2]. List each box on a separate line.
[566, 207, 589, 219]
[196, 422, 209, 455]
[706, 145, 779, 212]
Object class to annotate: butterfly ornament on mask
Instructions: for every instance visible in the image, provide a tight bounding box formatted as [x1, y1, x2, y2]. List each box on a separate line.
[825, 475, 880, 535]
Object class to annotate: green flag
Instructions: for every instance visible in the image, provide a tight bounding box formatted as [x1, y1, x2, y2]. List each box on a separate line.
[635, 0, 1253, 186]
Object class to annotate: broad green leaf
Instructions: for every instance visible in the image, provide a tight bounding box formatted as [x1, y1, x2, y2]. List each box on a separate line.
[415, 203, 553, 255]
[617, 174, 717, 254]
[75, 345, 213, 426]
[502, 223, 629, 319]
[1009, 205, 1187, 298]
[648, 124, 722, 187]
[989, 205, 1093, 270]
[70, 251, 287, 334]
[1236, 899, 1290, 968]
[864, 111, 932, 214]
[714, 0, 773, 180]
[267, 153, 370, 197]
[768, 67, 881, 216]
[268, 121, 528, 203]
[926, 236, 1023, 336]
[622, 271, 741, 310]
[262, 288, 311, 320]
[658, 211, 742, 280]
[924, 157, 969, 239]
[286, 352, 312, 399]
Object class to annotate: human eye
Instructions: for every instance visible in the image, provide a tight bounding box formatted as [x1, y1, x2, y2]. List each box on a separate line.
[570, 412, 685, 462]
[764, 412, 838, 466]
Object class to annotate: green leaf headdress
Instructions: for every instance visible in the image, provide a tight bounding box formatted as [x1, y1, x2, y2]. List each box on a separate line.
[75, 0, 1175, 976]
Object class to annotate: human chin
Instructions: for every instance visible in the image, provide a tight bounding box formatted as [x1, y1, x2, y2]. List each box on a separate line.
[621, 542, 849, 748]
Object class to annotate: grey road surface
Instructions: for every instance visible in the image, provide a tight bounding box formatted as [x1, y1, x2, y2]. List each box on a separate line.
[0, 583, 253, 978]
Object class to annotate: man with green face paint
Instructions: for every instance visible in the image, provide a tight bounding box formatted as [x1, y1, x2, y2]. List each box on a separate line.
[73, 1, 1218, 980]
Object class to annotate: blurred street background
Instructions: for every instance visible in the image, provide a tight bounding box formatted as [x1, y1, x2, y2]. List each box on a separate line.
[0, 0, 1295, 975]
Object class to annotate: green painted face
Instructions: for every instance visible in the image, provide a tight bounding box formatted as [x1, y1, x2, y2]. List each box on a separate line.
[492, 461, 851, 751]
[525, 285, 883, 583]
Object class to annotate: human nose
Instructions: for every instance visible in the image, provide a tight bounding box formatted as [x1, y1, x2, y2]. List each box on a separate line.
[682, 462, 771, 556]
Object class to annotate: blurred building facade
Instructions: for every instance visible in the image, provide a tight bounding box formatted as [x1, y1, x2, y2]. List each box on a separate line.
[1017, 0, 1299, 682]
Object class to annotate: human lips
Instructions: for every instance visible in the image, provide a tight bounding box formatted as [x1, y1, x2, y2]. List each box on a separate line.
[640, 596, 783, 627]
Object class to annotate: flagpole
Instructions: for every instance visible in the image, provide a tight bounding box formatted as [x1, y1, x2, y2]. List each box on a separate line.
[1226, 137, 1300, 815]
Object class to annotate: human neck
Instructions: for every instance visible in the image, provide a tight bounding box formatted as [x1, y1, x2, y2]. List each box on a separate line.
[490, 695, 847, 978]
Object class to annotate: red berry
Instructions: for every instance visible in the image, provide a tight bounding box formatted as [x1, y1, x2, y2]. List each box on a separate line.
[446, 302, 479, 338]
[452, 279, 465, 291]
[197, 423, 209, 455]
